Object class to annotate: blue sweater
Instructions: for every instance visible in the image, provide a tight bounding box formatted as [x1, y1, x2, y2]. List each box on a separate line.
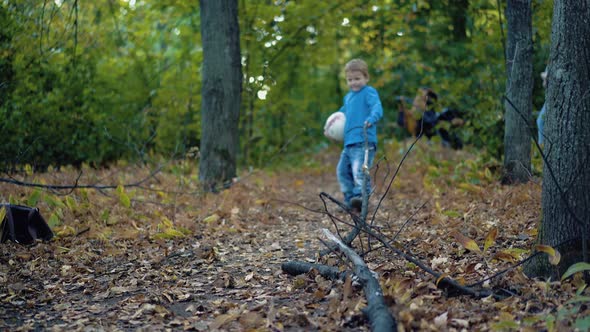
[338, 85, 383, 147]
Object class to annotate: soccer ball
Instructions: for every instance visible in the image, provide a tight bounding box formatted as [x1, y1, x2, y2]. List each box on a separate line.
[324, 112, 346, 141]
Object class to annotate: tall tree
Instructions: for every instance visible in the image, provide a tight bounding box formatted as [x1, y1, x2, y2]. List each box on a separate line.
[199, 0, 242, 191]
[524, 0, 590, 279]
[502, 0, 533, 184]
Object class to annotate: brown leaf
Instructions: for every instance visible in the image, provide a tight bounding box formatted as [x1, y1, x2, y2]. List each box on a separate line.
[312, 289, 326, 300]
[343, 274, 352, 299]
[492, 251, 518, 262]
[210, 313, 239, 330]
[450, 230, 481, 253]
[239, 311, 264, 329]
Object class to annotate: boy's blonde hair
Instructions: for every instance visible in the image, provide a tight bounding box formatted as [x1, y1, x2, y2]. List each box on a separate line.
[345, 59, 369, 79]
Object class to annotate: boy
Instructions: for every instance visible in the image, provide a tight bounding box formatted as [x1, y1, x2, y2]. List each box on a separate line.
[336, 59, 383, 212]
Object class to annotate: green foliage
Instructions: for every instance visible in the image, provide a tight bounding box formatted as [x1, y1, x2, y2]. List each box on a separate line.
[561, 262, 590, 281]
[0, 0, 553, 169]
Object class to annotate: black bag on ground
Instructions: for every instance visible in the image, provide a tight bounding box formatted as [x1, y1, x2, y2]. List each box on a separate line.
[0, 204, 54, 244]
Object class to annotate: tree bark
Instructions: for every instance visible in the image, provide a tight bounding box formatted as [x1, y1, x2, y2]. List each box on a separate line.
[199, 0, 242, 192]
[502, 0, 533, 184]
[524, 0, 590, 279]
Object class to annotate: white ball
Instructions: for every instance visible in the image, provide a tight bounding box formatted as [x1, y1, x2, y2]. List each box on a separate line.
[324, 112, 346, 141]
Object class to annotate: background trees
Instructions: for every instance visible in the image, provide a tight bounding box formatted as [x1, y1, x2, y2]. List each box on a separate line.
[0, 0, 553, 169]
[502, 0, 533, 184]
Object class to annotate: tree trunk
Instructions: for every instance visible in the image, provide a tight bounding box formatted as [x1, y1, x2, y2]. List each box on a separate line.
[502, 0, 533, 184]
[524, 0, 590, 279]
[199, 0, 242, 192]
[448, 0, 468, 41]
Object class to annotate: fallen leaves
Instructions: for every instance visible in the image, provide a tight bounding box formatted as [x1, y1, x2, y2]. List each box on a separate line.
[0, 141, 586, 331]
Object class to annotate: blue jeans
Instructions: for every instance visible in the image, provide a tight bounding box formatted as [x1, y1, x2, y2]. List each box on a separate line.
[537, 102, 546, 144]
[337, 143, 376, 205]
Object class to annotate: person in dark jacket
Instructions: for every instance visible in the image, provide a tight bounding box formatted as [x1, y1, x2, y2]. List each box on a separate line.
[396, 87, 463, 149]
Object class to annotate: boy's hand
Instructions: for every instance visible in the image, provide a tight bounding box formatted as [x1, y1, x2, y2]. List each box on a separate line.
[364, 121, 372, 127]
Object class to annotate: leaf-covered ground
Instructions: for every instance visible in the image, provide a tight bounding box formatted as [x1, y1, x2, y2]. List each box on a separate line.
[1, 140, 588, 331]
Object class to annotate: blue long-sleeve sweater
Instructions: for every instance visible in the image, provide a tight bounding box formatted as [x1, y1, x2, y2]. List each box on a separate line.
[338, 85, 383, 147]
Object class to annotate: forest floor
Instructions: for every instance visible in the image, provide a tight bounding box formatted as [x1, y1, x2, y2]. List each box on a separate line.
[0, 139, 588, 331]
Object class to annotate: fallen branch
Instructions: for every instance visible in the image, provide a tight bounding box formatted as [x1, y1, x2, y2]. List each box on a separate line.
[352, 220, 499, 299]
[281, 261, 347, 280]
[322, 228, 397, 332]
[319, 129, 423, 255]
[0, 165, 164, 191]
[319, 192, 364, 249]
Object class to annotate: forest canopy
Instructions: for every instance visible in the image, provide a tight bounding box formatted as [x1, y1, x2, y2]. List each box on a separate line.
[0, 0, 553, 169]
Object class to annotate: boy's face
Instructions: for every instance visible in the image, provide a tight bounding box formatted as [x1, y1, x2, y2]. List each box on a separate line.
[346, 70, 368, 92]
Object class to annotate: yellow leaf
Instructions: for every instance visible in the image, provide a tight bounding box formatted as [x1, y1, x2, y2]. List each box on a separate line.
[427, 165, 440, 177]
[484, 168, 494, 181]
[43, 194, 63, 208]
[294, 179, 304, 187]
[255, 199, 268, 206]
[435, 201, 442, 213]
[483, 228, 498, 253]
[203, 213, 220, 223]
[48, 213, 61, 227]
[161, 216, 173, 228]
[152, 227, 185, 240]
[164, 228, 185, 238]
[0, 207, 6, 223]
[120, 194, 131, 208]
[116, 185, 131, 208]
[65, 196, 77, 211]
[535, 245, 555, 256]
[56, 225, 76, 237]
[24, 164, 33, 176]
[27, 189, 41, 206]
[458, 182, 482, 193]
[536, 245, 561, 265]
[450, 230, 481, 253]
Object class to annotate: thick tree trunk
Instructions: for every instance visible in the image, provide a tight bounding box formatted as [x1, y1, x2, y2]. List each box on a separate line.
[199, 0, 242, 192]
[502, 0, 533, 184]
[524, 0, 590, 279]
